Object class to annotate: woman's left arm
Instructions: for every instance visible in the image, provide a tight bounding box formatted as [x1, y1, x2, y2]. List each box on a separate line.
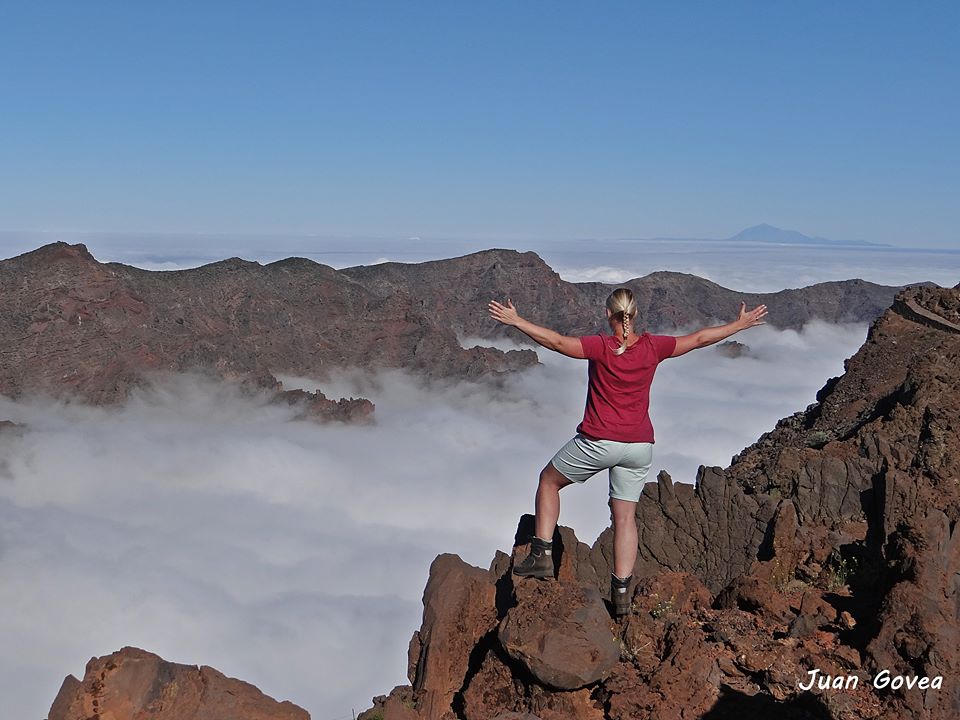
[671, 301, 767, 357]
[488, 299, 586, 358]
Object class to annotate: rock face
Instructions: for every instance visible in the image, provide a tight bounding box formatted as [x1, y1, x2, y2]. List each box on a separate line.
[0, 242, 534, 417]
[1, 242, 919, 419]
[47, 646, 308, 720]
[361, 283, 960, 720]
[340, 254, 920, 339]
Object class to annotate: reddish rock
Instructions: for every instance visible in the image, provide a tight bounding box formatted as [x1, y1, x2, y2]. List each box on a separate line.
[630, 571, 713, 618]
[787, 589, 838, 639]
[459, 647, 519, 720]
[358, 685, 420, 720]
[525, 685, 606, 720]
[606, 621, 722, 720]
[714, 573, 795, 627]
[47, 646, 307, 720]
[408, 554, 499, 719]
[271, 386, 375, 424]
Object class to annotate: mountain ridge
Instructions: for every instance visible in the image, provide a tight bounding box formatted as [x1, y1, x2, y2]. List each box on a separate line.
[2, 241, 930, 421]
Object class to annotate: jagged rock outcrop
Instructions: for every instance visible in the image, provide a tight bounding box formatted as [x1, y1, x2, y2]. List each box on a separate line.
[1, 242, 920, 417]
[408, 554, 499, 720]
[0, 419, 25, 435]
[47, 646, 308, 720]
[361, 282, 960, 720]
[715, 339, 749, 358]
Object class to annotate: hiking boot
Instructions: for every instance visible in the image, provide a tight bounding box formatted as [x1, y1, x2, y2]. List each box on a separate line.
[512, 536, 554, 579]
[611, 573, 633, 617]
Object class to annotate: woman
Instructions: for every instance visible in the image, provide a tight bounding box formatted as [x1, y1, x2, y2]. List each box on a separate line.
[488, 288, 768, 617]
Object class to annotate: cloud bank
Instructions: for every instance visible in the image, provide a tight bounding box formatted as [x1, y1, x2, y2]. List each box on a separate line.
[539, 241, 959, 292]
[0, 317, 869, 719]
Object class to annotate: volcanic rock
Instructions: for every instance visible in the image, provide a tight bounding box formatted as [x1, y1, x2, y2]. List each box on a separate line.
[1, 242, 921, 421]
[407, 554, 499, 719]
[360, 281, 960, 719]
[715, 340, 750, 358]
[497, 580, 620, 690]
[47, 646, 308, 720]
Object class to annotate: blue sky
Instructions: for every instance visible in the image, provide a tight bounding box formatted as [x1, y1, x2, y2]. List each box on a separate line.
[1, 1, 957, 247]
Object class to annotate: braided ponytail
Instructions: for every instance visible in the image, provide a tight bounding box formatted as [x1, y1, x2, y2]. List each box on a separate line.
[606, 288, 639, 356]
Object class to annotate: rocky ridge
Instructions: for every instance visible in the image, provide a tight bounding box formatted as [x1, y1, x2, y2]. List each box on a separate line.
[1, 242, 923, 425]
[359, 282, 960, 720]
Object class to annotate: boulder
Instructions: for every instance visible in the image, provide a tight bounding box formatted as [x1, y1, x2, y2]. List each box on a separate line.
[498, 580, 620, 690]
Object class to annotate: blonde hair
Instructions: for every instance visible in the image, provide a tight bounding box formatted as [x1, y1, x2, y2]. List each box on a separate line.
[606, 288, 639, 356]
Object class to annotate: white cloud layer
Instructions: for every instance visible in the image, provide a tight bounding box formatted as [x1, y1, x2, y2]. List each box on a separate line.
[0, 317, 869, 719]
[538, 241, 959, 292]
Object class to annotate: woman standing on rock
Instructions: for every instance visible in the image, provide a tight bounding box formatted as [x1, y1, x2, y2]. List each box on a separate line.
[488, 288, 767, 617]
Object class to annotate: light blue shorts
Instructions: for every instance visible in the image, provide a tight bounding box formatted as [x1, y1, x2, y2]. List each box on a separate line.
[549, 433, 654, 502]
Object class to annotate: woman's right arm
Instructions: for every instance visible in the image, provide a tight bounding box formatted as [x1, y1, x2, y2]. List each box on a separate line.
[670, 302, 767, 357]
[488, 298, 588, 358]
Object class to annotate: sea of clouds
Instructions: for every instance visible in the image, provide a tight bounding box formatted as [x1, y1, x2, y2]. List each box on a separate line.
[1, 312, 869, 719]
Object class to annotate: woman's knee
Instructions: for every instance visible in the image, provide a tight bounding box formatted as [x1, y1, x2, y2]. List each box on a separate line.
[539, 462, 572, 489]
[609, 497, 637, 526]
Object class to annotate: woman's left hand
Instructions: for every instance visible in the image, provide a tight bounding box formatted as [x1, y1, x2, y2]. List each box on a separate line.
[736, 301, 768, 329]
[488, 299, 522, 326]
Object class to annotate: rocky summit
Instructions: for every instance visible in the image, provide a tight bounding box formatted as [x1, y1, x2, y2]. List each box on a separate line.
[359, 282, 960, 720]
[1, 242, 920, 425]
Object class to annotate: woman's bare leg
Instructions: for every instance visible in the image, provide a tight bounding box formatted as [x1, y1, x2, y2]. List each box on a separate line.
[535, 462, 574, 540]
[609, 498, 639, 578]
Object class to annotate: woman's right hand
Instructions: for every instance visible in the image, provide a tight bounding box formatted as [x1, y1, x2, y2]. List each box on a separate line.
[488, 298, 522, 327]
[737, 301, 768, 329]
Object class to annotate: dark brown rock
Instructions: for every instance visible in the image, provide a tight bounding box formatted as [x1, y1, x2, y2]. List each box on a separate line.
[0, 419, 24, 434]
[715, 339, 750, 358]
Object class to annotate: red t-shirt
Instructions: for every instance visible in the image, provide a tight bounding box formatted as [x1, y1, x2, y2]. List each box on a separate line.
[576, 332, 677, 443]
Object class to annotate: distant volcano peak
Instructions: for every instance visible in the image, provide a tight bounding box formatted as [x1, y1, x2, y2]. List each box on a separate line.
[726, 224, 887, 247]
